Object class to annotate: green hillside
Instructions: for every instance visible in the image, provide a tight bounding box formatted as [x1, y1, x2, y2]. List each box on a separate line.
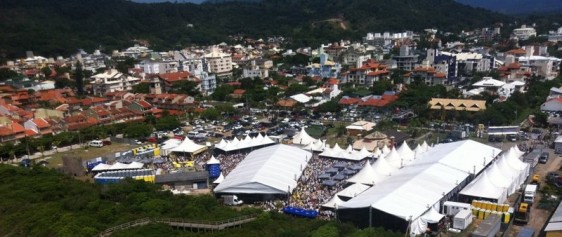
[0, 0, 507, 57]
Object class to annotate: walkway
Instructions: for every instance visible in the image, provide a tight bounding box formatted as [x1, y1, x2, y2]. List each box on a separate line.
[97, 215, 257, 237]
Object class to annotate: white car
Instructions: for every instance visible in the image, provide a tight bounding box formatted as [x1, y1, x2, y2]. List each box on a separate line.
[134, 140, 143, 145]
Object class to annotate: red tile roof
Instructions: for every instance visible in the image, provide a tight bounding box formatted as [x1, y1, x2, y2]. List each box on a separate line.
[25, 129, 38, 136]
[32, 118, 50, 128]
[159, 71, 192, 83]
[358, 95, 398, 107]
[233, 89, 246, 95]
[339, 97, 361, 105]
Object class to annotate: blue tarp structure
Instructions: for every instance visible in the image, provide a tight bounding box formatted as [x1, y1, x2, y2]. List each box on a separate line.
[322, 180, 337, 186]
[333, 173, 346, 181]
[325, 168, 339, 174]
[318, 173, 332, 179]
[283, 206, 318, 218]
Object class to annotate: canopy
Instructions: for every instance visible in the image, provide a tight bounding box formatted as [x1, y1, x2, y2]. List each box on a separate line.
[303, 139, 326, 152]
[91, 161, 144, 172]
[292, 127, 318, 146]
[213, 172, 224, 184]
[410, 206, 445, 235]
[337, 183, 370, 198]
[459, 170, 508, 203]
[215, 134, 276, 152]
[385, 147, 403, 168]
[172, 138, 207, 155]
[207, 156, 221, 165]
[319, 143, 370, 161]
[346, 161, 377, 185]
[214, 145, 311, 194]
[322, 195, 345, 209]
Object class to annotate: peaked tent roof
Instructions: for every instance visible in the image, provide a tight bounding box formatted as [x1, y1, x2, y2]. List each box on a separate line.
[214, 145, 311, 194]
[213, 172, 224, 184]
[347, 161, 377, 185]
[337, 183, 370, 198]
[207, 156, 220, 165]
[171, 138, 207, 154]
[322, 195, 345, 209]
[292, 127, 318, 146]
[459, 170, 507, 203]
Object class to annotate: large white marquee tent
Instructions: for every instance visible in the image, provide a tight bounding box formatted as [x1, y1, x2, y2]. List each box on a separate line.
[214, 144, 312, 195]
[336, 140, 501, 235]
[292, 128, 318, 146]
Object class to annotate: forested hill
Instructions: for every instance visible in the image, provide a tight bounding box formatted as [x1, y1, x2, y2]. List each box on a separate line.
[0, 0, 506, 57]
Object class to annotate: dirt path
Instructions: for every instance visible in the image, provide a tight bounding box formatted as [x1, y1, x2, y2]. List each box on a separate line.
[509, 148, 560, 237]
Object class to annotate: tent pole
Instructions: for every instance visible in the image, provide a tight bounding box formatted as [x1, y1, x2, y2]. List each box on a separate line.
[369, 206, 372, 228]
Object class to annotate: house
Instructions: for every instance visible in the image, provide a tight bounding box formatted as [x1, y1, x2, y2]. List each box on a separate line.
[91, 69, 141, 96]
[306, 52, 341, 78]
[0, 120, 26, 142]
[342, 59, 389, 85]
[23, 118, 52, 136]
[541, 98, 562, 112]
[352, 131, 390, 151]
[428, 98, 486, 112]
[158, 71, 201, 92]
[63, 113, 98, 131]
[230, 89, 246, 99]
[339, 96, 361, 106]
[277, 99, 298, 108]
[357, 92, 399, 108]
[512, 25, 537, 41]
[346, 120, 377, 137]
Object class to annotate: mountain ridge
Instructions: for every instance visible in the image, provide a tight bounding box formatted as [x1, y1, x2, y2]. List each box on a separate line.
[0, 0, 507, 57]
[455, 0, 562, 14]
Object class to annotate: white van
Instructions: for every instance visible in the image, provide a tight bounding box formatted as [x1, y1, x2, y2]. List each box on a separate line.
[88, 140, 104, 147]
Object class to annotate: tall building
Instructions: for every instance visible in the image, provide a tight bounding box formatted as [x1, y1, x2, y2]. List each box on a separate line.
[91, 69, 141, 96]
[204, 46, 232, 78]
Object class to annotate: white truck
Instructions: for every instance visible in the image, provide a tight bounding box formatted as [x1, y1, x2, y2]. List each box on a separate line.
[223, 195, 243, 206]
[524, 184, 537, 205]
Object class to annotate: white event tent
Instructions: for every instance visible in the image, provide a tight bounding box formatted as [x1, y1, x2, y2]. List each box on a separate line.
[91, 161, 144, 172]
[171, 137, 207, 156]
[214, 144, 311, 195]
[292, 128, 318, 146]
[338, 140, 501, 235]
[215, 133, 276, 152]
[459, 146, 529, 203]
[319, 144, 371, 161]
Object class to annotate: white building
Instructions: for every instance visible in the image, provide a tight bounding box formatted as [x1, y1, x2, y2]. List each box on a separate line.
[242, 60, 269, 79]
[135, 60, 178, 74]
[91, 69, 141, 96]
[548, 27, 562, 42]
[204, 46, 232, 77]
[512, 25, 537, 41]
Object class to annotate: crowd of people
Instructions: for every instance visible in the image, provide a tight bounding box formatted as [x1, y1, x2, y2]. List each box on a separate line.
[287, 154, 366, 217]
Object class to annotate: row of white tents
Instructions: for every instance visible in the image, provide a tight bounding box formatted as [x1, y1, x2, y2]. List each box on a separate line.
[322, 140, 504, 236]
[92, 161, 145, 172]
[215, 133, 276, 152]
[459, 146, 529, 204]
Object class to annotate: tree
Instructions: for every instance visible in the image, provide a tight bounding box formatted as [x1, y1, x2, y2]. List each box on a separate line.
[284, 83, 309, 96]
[41, 67, 52, 78]
[316, 100, 341, 113]
[75, 61, 84, 95]
[155, 116, 181, 131]
[171, 81, 200, 97]
[312, 224, 338, 237]
[124, 123, 153, 138]
[200, 108, 220, 120]
[132, 83, 150, 94]
[211, 85, 234, 101]
[0, 68, 18, 82]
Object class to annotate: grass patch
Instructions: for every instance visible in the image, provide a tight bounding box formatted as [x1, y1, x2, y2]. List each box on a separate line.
[45, 143, 133, 168]
[305, 125, 325, 139]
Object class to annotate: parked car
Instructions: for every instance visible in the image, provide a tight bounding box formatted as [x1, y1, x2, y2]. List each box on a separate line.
[539, 152, 549, 164]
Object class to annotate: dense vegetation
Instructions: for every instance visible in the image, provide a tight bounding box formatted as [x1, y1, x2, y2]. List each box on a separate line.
[0, 165, 404, 237]
[0, 0, 507, 57]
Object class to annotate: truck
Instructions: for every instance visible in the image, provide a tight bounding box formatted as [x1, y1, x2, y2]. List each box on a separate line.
[222, 195, 243, 206]
[523, 184, 537, 204]
[514, 203, 530, 224]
